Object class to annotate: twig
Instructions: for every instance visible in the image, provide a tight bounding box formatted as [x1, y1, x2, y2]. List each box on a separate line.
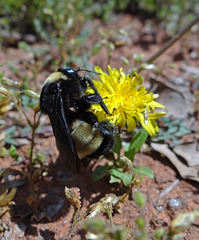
[29, 112, 40, 176]
[145, 14, 199, 64]
[154, 179, 180, 206]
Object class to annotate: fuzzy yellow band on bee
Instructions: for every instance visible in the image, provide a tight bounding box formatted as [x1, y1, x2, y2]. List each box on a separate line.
[71, 120, 103, 157]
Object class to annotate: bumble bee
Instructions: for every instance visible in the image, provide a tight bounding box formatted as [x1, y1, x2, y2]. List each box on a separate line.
[40, 67, 117, 172]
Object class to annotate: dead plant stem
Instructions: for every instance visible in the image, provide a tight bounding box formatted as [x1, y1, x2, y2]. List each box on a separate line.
[145, 14, 199, 64]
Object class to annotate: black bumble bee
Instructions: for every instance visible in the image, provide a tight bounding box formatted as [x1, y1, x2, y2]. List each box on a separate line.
[40, 67, 117, 172]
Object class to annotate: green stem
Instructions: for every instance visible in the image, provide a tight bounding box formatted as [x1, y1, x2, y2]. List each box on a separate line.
[67, 207, 82, 240]
[16, 92, 33, 127]
[106, 203, 114, 226]
[29, 112, 41, 178]
[29, 112, 36, 177]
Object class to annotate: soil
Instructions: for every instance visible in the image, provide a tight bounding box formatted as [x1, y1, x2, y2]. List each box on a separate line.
[0, 14, 199, 239]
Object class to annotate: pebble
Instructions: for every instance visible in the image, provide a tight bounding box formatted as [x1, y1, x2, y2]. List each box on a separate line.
[167, 198, 187, 210]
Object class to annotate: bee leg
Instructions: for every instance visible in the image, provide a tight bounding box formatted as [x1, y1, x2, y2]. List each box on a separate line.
[74, 94, 106, 113]
[81, 111, 98, 124]
[94, 121, 118, 136]
[80, 111, 118, 137]
[84, 77, 110, 115]
[73, 97, 91, 112]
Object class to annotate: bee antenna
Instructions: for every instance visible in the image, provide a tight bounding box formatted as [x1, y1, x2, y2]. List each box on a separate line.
[76, 68, 101, 75]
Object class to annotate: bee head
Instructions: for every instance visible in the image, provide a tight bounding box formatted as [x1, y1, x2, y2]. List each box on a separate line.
[58, 67, 79, 79]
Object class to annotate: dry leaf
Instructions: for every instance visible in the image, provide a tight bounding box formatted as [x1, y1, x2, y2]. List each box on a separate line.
[173, 142, 199, 167]
[0, 188, 16, 207]
[151, 143, 199, 182]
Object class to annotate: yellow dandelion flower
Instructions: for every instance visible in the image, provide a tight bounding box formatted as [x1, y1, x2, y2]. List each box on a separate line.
[87, 65, 167, 136]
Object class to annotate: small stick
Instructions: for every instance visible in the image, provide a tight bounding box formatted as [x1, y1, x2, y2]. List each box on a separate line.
[154, 179, 180, 206]
[145, 14, 199, 64]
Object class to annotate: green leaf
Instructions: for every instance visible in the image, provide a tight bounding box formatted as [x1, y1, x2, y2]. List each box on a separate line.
[153, 117, 191, 147]
[109, 168, 124, 184]
[92, 165, 109, 181]
[112, 135, 122, 157]
[133, 191, 146, 208]
[109, 168, 124, 178]
[124, 129, 148, 160]
[5, 126, 19, 146]
[153, 229, 165, 239]
[109, 175, 121, 184]
[124, 147, 135, 162]
[136, 216, 146, 229]
[1, 77, 21, 87]
[109, 168, 133, 186]
[9, 145, 18, 158]
[92, 42, 102, 55]
[134, 166, 154, 178]
[0, 72, 4, 78]
[82, 218, 129, 239]
[175, 125, 190, 137]
[21, 90, 40, 99]
[82, 218, 106, 233]
[20, 126, 31, 134]
[18, 41, 31, 52]
[121, 56, 129, 65]
[122, 172, 133, 187]
[131, 129, 148, 152]
[133, 53, 145, 65]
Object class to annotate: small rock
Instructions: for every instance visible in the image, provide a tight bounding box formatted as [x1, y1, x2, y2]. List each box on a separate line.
[181, 65, 199, 77]
[167, 198, 187, 210]
[190, 50, 198, 59]
[168, 76, 187, 87]
[155, 205, 164, 211]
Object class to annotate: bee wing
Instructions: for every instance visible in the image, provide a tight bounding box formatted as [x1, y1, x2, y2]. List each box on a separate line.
[49, 94, 80, 172]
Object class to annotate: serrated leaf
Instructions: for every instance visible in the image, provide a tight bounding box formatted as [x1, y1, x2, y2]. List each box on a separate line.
[175, 125, 190, 137]
[134, 166, 154, 178]
[64, 187, 81, 210]
[168, 126, 178, 134]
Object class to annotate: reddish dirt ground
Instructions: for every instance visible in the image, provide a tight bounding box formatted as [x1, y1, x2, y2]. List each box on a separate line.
[0, 14, 199, 239]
